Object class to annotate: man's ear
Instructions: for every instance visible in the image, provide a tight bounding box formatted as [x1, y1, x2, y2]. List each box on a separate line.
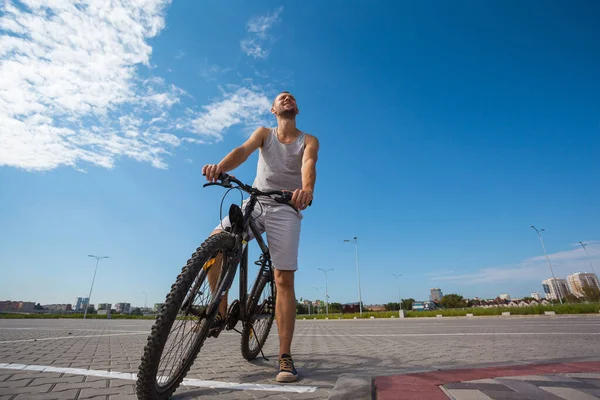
[271, 106, 276, 115]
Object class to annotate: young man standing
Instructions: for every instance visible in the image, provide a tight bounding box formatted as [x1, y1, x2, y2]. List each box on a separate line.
[202, 92, 319, 382]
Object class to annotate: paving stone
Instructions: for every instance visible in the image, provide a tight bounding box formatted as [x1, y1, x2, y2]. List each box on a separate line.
[3, 317, 600, 399]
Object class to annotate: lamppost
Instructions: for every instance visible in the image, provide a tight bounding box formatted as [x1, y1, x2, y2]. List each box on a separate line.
[579, 242, 598, 278]
[392, 274, 402, 316]
[143, 292, 149, 309]
[84, 255, 109, 319]
[313, 286, 322, 314]
[343, 236, 363, 316]
[530, 226, 563, 304]
[318, 268, 334, 315]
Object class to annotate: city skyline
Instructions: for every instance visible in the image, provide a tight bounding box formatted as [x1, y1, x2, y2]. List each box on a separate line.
[4, 258, 598, 308]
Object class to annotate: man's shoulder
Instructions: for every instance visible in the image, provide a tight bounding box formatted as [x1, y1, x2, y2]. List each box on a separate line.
[304, 133, 319, 147]
[255, 126, 272, 135]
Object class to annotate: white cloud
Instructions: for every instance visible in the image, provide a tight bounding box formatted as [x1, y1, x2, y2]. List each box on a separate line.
[191, 87, 271, 140]
[240, 39, 269, 59]
[240, 7, 283, 59]
[0, 0, 204, 171]
[432, 241, 600, 284]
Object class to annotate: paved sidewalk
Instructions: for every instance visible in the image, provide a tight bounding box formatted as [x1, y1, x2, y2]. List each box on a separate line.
[375, 361, 600, 399]
[1, 316, 600, 399]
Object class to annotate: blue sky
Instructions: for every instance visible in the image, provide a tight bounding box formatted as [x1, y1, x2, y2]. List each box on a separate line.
[1, 1, 599, 308]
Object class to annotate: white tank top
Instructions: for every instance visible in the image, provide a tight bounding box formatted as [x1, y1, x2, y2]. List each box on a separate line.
[252, 128, 305, 192]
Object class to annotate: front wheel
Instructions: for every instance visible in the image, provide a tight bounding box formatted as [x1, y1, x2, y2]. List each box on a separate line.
[136, 232, 237, 400]
[240, 267, 276, 361]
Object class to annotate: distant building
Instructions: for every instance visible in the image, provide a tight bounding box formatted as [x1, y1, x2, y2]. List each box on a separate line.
[74, 297, 89, 311]
[43, 304, 72, 311]
[542, 278, 570, 300]
[430, 288, 443, 302]
[499, 293, 511, 301]
[342, 302, 360, 313]
[530, 292, 541, 301]
[413, 301, 440, 311]
[115, 303, 131, 314]
[0, 301, 35, 312]
[567, 272, 600, 298]
[97, 303, 111, 311]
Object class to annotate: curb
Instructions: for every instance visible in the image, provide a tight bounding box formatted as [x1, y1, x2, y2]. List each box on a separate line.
[328, 374, 374, 400]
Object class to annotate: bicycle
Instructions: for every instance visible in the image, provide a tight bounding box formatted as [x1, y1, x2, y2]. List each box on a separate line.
[136, 173, 307, 400]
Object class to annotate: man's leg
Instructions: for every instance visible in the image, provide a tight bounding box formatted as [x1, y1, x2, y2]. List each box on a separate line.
[206, 230, 227, 318]
[274, 269, 296, 357]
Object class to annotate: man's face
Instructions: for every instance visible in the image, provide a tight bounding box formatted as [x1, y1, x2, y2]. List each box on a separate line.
[272, 92, 298, 118]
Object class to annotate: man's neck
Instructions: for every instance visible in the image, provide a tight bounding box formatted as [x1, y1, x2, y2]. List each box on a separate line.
[276, 118, 298, 139]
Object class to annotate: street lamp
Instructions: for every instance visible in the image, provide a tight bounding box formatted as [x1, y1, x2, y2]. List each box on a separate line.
[579, 242, 597, 278]
[313, 286, 322, 314]
[84, 255, 109, 319]
[392, 274, 402, 316]
[143, 292, 149, 309]
[530, 226, 563, 304]
[318, 268, 334, 315]
[343, 236, 363, 316]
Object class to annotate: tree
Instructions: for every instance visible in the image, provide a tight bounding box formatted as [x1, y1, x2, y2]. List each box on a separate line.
[131, 307, 143, 316]
[563, 294, 582, 303]
[469, 299, 481, 307]
[440, 294, 467, 309]
[401, 298, 415, 310]
[582, 283, 600, 302]
[34, 303, 44, 310]
[329, 302, 343, 313]
[385, 302, 400, 311]
[296, 303, 308, 314]
[86, 306, 96, 315]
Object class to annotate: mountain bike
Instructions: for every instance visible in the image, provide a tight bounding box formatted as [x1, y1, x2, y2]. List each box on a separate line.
[136, 173, 305, 400]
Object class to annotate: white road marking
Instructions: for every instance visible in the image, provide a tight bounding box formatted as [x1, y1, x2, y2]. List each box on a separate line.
[294, 332, 600, 337]
[0, 332, 149, 344]
[0, 363, 317, 393]
[0, 328, 146, 332]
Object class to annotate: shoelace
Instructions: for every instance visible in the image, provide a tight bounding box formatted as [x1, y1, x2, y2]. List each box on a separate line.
[279, 357, 294, 372]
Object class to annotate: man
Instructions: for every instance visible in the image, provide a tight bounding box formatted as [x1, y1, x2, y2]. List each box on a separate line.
[202, 91, 319, 382]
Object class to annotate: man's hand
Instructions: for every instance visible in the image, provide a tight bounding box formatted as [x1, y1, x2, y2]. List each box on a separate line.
[202, 164, 223, 183]
[291, 189, 313, 211]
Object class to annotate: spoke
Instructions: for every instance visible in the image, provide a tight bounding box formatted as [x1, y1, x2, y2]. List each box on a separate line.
[159, 318, 191, 383]
[163, 317, 194, 382]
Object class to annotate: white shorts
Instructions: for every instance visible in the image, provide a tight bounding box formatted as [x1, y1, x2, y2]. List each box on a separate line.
[215, 199, 303, 271]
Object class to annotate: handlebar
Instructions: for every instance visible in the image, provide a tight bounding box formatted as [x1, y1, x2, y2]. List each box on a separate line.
[202, 173, 312, 208]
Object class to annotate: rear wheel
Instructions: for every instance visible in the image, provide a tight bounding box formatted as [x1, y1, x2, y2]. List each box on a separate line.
[240, 267, 276, 361]
[136, 232, 238, 400]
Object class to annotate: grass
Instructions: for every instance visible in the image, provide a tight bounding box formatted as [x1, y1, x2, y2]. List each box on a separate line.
[297, 303, 600, 319]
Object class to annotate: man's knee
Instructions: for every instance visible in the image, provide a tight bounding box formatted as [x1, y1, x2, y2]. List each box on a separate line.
[275, 270, 295, 291]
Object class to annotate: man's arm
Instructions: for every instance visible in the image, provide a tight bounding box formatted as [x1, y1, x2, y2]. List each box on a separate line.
[292, 134, 319, 210]
[202, 127, 269, 182]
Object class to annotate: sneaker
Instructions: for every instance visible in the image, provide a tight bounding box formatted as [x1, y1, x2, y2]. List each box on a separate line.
[207, 313, 226, 338]
[276, 354, 298, 382]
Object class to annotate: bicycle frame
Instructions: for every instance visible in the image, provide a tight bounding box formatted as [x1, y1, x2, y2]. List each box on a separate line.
[229, 194, 274, 325]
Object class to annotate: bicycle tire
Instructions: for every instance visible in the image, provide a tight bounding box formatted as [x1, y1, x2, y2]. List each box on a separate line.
[240, 267, 276, 361]
[136, 232, 237, 400]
